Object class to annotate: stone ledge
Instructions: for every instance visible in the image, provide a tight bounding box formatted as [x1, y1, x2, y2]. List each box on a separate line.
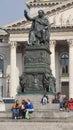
[0, 110, 73, 119]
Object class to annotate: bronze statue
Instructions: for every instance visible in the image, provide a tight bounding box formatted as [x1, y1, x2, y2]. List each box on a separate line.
[49, 71, 56, 93]
[42, 72, 50, 92]
[24, 10, 50, 46]
[42, 71, 56, 93]
[19, 73, 26, 92]
[21, 9, 56, 94]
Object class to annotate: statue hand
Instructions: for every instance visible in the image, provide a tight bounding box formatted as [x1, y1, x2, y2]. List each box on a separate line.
[24, 10, 27, 16]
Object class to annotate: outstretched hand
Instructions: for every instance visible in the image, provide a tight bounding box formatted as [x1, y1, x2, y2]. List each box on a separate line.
[24, 10, 27, 16]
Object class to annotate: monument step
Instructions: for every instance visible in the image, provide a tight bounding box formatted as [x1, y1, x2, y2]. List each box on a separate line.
[0, 116, 73, 122]
[16, 94, 54, 103]
[0, 110, 73, 119]
[5, 103, 59, 111]
[34, 103, 59, 110]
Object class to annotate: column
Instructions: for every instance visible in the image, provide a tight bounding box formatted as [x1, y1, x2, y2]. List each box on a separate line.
[68, 40, 73, 99]
[50, 40, 56, 77]
[9, 41, 17, 97]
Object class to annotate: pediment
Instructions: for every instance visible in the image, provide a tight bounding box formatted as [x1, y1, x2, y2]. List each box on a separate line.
[48, 5, 73, 27]
[2, 0, 73, 31]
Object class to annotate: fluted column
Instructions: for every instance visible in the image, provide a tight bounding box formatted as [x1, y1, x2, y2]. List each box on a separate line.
[68, 40, 73, 99]
[50, 40, 56, 77]
[9, 41, 17, 97]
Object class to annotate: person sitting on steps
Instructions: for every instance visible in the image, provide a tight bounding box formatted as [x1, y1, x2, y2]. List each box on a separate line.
[41, 94, 49, 105]
[12, 100, 21, 119]
[25, 99, 34, 119]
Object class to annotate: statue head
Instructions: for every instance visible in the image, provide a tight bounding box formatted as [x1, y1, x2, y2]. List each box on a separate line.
[38, 10, 45, 18]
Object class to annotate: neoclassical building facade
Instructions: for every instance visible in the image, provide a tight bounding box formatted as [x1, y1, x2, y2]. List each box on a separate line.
[0, 0, 73, 98]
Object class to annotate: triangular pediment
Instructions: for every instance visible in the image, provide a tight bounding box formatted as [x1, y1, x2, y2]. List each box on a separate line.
[48, 3, 73, 27]
[2, 0, 73, 31]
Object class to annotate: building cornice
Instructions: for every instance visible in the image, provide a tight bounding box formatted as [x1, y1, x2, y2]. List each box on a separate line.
[27, 0, 68, 7]
[51, 25, 73, 32]
[28, 1, 59, 8]
[5, 25, 73, 34]
[2, 18, 27, 29]
[27, 0, 72, 9]
[46, 0, 73, 15]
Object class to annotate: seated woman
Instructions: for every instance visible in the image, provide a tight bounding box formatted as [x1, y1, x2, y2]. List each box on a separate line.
[20, 100, 27, 119]
[68, 98, 73, 110]
[41, 95, 49, 105]
[12, 100, 21, 119]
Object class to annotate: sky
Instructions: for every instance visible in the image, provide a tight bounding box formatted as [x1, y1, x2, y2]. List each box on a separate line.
[0, 0, 29, 26]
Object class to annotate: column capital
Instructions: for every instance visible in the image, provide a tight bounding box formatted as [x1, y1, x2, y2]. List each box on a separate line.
[50, 40, 56, 47]
[8, 41, 17, 48]
[67, 40, 73, 47]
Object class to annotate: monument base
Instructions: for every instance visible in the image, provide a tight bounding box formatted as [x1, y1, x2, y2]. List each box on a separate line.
[24, 45, 51, 93]
[16, 93, 54, 103]
[19, 45, 56, 94]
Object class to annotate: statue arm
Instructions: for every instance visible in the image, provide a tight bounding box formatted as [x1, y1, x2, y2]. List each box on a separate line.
[24, 10, 34, 21]
[40, 19, 50, 31]
[45, 20, 50, 29]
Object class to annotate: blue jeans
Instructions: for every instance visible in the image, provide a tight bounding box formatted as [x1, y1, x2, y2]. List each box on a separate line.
[59, 101, 64, 109]
[26, 109, 34, 116]
[12, 108, 20, 118]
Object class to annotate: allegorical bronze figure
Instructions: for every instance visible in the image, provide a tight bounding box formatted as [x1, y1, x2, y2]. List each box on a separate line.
[21, 9, 56, 94]
[24, 10, 50, 46]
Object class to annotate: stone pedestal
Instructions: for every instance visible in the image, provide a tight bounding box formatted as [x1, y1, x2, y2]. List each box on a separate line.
[0, 102, 6, 111]
[23, 45, 55, 93]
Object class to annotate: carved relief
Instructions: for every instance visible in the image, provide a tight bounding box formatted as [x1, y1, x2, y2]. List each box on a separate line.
[24, 54, 45, 64]
[51, 8, 73, 27]
[24, 51, 50, 65]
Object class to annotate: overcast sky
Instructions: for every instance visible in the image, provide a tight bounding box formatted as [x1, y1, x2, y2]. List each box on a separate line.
[0, 0, 29, 26]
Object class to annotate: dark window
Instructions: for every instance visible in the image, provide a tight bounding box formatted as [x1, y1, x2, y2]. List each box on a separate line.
[61, 82, 69, 86]
[61, 54, 69, 75]
[3, 98, 15, 103]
